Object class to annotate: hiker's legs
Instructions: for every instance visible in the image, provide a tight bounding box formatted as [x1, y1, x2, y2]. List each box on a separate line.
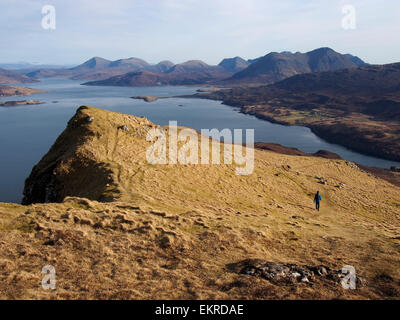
[316, 202, 320, 211]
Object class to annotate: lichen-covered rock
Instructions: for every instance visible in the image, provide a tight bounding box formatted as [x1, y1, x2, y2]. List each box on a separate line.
[229, 259, 366, 288]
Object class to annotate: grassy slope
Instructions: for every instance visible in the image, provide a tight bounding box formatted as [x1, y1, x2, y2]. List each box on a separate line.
[0, 106, 399, 299]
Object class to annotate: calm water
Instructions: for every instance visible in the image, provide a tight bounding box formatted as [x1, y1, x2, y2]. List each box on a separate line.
[1, 78, 399, 203]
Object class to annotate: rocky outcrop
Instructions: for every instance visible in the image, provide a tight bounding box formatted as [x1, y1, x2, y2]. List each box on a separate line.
[22, 106, 157, 204]
[229, 259, 365, 287]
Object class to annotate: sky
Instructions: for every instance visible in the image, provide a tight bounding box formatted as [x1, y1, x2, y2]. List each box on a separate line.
[0, 0, 399, 66]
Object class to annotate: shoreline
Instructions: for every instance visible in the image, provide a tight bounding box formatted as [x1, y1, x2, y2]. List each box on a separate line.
[243, 108, 400, 164]
[177, 92, 400, 165]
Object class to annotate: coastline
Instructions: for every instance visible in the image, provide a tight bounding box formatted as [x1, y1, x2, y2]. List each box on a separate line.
[178, 92, 400, 164]
[243, 108, 400, 164]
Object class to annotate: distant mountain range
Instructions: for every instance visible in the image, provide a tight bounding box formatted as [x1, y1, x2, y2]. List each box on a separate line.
[1, 48, 369, 87]
[0, 62, 70, 70]
[22, 57, 175, 81]
[83, 60, 232, 86]
[82, 48, 367, 87]
[3, 47, 364, 85]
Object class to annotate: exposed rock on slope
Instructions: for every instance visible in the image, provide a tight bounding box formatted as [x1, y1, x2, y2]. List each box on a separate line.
[1, 106, 399, 299]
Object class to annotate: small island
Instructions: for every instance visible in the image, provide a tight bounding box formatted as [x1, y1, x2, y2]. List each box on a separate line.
[196, 88, 221, 93]
[0, 100, 44, 107]
[131, 95, 160, 102]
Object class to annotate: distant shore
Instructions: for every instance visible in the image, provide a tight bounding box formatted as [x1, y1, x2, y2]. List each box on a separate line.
[179, 91, 400, 164]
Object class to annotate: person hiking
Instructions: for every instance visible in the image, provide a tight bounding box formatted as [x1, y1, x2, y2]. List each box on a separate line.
[314, 191, 322, 211]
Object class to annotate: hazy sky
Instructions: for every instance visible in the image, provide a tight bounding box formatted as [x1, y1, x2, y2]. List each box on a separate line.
[1, 0, 399, 65]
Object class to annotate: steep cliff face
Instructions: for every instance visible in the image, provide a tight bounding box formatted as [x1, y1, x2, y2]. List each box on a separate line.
[2, 106, 399, 299]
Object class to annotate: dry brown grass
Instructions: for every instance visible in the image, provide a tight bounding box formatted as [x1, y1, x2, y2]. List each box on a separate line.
[1, 106, 399, 299]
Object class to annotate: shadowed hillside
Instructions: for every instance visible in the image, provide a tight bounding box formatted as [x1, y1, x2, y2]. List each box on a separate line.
[222, 48, 366, 85]
[0, 68, 37, 85]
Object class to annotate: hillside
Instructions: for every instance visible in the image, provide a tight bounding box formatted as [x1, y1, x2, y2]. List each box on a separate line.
[109, 57, 150, 69]
[192, 63, 400, 162]
[165, 60, 226, 74]
[218, 57, 251, 73]
[0, 85, 44, 97]
[0, 68, 37, 85]
[0, 106, 399, 299]
[146, 60, 175, 73]
[70, 57, 112, 71]
[222, 48, 366, 85]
